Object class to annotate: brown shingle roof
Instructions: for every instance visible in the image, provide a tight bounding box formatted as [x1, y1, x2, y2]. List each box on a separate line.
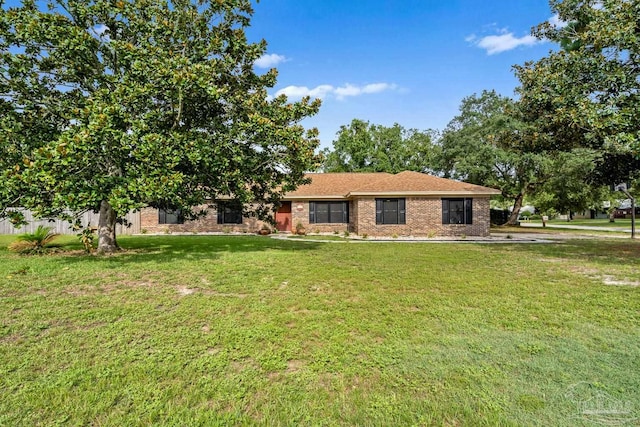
[348, 171, 500, 195]
[285, 172, 392, 198]
[284, 171, 500, 199]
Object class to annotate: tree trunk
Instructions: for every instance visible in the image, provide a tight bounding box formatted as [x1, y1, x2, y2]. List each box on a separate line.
[505, 193, 524, 226]
[97, 200, 119, 253]
[609, 210, 616, 223]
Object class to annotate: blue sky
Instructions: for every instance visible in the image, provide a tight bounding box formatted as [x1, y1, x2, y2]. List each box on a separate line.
[246, 0, 561, 149]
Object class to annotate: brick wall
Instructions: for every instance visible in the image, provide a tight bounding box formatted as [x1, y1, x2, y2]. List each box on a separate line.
[139, 197, 492, 236]
[140, 205, 262, 234]
[353, 197, 491, 237]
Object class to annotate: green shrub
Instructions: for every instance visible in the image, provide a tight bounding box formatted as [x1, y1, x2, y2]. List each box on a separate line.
[8, 225, 60, 254]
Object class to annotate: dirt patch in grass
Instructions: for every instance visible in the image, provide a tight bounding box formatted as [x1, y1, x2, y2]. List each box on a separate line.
[286, 359, 304, 373]
[205, 346, 221, 355]
[601, 276, 639, 287]
[177, 286, 196, 296]
[563, 264, 639, 287]
[229, 357, 258, 374]
[567, 265, 601, 275]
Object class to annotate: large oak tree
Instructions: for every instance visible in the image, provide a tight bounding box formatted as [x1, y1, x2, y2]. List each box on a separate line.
[0, 0, 321, 252]
[438, 90, 603, 225]
[437, 91, 552, 225]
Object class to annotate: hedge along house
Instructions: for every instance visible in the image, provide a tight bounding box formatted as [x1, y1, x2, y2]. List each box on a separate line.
[140, 171, 501, 237]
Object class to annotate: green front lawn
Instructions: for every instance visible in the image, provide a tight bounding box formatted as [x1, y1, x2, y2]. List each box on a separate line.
[1, 235, 639, 425]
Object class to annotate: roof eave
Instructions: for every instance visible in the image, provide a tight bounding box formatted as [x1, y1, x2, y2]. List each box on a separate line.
[347, 190, 502, 197]
[283, 195, 349, 200]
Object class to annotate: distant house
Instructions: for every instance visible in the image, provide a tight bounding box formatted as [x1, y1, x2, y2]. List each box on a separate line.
[614, 199, 639, 219]
[140, 171, 501, 237]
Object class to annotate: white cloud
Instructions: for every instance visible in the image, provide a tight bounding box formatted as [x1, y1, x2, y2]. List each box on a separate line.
[274, 83, 398, 101]
[548, 14, 568, 29]
[468, 14, 567, 55]
[476, 32, 540, 55]
[276, 84, 334, 99]
[334, 83, 398, 100]
[255, 53, 287, 68]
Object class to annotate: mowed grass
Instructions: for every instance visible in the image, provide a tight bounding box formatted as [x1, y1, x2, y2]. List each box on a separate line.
[0, 234, 639, 426]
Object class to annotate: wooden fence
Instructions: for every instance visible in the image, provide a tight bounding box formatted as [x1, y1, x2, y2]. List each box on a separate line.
[0, 209, 141, 235]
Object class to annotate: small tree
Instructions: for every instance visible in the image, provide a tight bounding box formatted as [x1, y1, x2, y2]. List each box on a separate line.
[0, 0, 321, 253]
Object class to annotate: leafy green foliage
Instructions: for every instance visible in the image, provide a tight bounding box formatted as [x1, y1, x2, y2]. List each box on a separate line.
[0, 0, 321, 252]
[439, 91, 613, 222]
[321, 119, 439, 173]
[530, 149, 614, 216]
[515, 0, 640, 182]
[8, 225, 60, 254]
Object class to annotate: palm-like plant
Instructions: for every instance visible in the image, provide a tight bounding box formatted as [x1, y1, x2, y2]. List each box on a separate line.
[8, 225, 60, 254]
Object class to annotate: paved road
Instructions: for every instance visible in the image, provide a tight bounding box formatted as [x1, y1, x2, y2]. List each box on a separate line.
[519, 222, 633, 233]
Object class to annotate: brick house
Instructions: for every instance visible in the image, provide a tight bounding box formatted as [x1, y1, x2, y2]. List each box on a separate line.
[140, 171, 501, 237]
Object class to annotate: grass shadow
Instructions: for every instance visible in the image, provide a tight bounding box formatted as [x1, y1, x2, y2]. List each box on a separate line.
[0, 234, 324, 269]
[56, 234, 324, 266]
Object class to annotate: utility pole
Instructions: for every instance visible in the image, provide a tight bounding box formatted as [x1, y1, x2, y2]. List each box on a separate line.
[615, 183, 635, 239]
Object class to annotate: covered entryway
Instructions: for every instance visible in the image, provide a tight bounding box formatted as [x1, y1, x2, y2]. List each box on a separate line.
[275, 202, 292, 232]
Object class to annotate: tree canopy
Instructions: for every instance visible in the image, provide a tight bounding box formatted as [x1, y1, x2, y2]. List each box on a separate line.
[0, 0, 321, 252]
[321, 119, 438, 173]
[438, 90, 606, 224]
[437, 91, 548, 224]
[514, 0, 640, 184]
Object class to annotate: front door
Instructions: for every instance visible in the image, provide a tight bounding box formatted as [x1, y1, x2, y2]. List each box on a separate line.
[275, 202, 292, 232]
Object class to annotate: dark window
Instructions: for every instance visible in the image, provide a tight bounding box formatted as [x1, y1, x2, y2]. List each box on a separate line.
[375, 198, 406, 225]
[309, 201, 349, 223]
[442, 198, 473, 225]
[217, 202, 243, 224]
[159, 208, 184, 224]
